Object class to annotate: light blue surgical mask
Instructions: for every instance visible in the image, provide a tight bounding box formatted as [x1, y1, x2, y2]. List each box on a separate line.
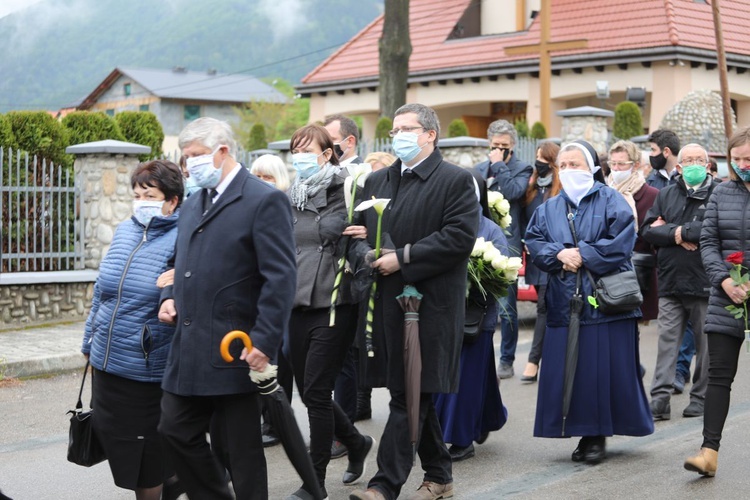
[732, 162, 750, 182]
[392, 131, 425, 163]
[132, 200, 164, 227]
[292, 152, 324, 179]
[186, 146, 223, 189]
[184, 176, 202, 197]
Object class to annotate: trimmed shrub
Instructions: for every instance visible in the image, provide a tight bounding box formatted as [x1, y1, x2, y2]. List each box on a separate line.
[514, 118, 529, 138]
[375, 116, 393, 140]
[6, 111, 71, 169]
[530, 121, 547, 139]
[62, 111, 125, 146]
[613, 101, 643, 140]
[115, 111, 164, 160]
[447, 118, 469, 137]
[0, 114, 14, 147]
[247, 123, 267, 151]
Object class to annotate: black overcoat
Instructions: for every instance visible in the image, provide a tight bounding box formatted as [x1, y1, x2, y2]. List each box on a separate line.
[350, 148, 478, 393]
[161, 167, 297, 396]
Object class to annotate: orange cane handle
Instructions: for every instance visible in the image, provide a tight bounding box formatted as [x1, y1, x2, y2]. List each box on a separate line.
[220, 330, 253, 363]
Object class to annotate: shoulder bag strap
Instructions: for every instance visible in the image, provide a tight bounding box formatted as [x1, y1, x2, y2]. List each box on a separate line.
[75, 361, 90, 411]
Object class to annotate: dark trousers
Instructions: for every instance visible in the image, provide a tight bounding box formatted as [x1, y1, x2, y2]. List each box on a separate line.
[499, 284, 519, 365]
[159, 391, 266, 500]
[334, 346, 359, 422]
[703, 333, 743, 451]
[369, 392, 452, 500]
[527, 284, 547, 365]
[288, 305, 363, 486]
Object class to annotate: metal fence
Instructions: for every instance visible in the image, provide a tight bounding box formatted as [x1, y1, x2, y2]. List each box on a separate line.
[0, 148, 84, 273]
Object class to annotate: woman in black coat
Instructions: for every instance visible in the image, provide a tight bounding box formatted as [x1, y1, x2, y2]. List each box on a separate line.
[286, 124, 373, 499]
[685, 126, 750, 477]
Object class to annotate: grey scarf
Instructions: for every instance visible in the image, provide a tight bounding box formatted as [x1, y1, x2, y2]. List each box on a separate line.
[289, 164, 339, 210]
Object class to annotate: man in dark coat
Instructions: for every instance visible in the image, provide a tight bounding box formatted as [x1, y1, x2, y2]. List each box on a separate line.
[349, 104, 478, 500]
[641, 143, 717, 421]
[474, 120, 533, 379]
[157, 117, 297, 499]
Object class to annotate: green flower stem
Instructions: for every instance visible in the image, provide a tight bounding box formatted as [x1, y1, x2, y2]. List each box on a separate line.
[365, 212, 384, 357]
[329, 174, 362, 326]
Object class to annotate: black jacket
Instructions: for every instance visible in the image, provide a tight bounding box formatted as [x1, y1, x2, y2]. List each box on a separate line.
[640, 175, 718, 297]
[700, 180, 750, 337]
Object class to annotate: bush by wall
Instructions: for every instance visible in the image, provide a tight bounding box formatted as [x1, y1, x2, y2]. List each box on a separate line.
[115, 111, 164, 160]
[375, 117, 393, 140]
[514, 118, 529, 138]
[6, 111, 71, 170]
[247, 123, 267, 151]
[530, 121, 547, 140]
[613, 101, 643, 140]
[62, 111, 125, 146]
[0, 114, 15, 147]
[448, 118, 469, 137]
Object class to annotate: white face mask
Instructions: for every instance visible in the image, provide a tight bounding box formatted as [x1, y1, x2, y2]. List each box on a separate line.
[610, 168, 632, 186]
[132, 200, 165, 227]
[186, 146, 223, 189]
[560, 169, 594, 205]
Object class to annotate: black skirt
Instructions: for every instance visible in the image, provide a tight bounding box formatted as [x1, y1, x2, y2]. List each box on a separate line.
[92, 368, 171, 490]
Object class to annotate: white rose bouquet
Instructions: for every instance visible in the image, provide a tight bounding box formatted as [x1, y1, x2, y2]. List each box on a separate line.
[487, 191, 512, 230]
[467, 237, 522, 300]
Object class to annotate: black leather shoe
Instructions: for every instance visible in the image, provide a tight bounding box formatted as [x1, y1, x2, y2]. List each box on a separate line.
[475, 431, 490, 445]
[162, 477, 186, 500]
[650, 399, 671, 421]
[683, 400, 704, 417]
[342, 436, 375, 484]
[520, 373, 538, 383]
[571, 437, 591, 462]
[584, 436, 606, 464]
[263, 430, 281, 448]
[449, 443, 475, 462]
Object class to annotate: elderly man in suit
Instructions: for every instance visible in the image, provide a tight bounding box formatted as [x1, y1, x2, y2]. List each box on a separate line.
[157, 117, 297, 500]
[349, 104, 478, 500]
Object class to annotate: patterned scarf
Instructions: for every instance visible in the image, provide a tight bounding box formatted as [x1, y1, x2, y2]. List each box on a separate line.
[289, 164, 339, 211]
[609, 171, 646, 230]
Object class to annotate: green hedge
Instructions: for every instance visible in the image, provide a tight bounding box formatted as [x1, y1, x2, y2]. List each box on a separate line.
[530, 121, 547, 139]
[62, 111, 125, 145]
[613, 101, 643, 140]
[0, 114, 14, 148]
[115, 111, 164, 160]
[247, 123, 267, 151]
[6, 111, 71, 169]
[375, 117, 393, 140]
[448, 119, 469, 137]
[514, 118, 529, 138]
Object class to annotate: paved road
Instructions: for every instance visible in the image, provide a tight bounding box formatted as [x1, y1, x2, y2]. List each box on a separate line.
[2, 304, 750, 498]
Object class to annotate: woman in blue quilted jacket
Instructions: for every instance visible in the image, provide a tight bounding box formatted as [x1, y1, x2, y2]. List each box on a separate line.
[81, 160, 183, 500]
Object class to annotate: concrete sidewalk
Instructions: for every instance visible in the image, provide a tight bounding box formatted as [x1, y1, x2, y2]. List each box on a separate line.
[0, 322, 87, 379]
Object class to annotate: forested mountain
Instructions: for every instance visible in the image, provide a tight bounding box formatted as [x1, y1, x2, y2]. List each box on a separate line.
[0, 0, 383, 113]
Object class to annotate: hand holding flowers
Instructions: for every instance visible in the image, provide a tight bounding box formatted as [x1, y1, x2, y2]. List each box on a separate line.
[723, 251, 750, 351]
[468, 237, 522, 300]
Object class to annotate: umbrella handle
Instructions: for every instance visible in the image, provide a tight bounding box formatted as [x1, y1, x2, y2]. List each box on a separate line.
[220, 330, 253, 363]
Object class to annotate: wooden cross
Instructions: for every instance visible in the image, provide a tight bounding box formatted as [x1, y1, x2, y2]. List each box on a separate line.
[505, 0, 587, 133]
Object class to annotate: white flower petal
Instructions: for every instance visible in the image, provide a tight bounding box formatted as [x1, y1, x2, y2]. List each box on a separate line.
[354, 197, 391, 214]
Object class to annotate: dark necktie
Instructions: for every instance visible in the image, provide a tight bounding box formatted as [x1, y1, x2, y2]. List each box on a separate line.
[402, 169, 414, 178]
[203, 189, 218, 214]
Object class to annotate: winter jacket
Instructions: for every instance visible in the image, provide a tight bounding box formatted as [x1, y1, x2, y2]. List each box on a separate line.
[521, 184, 554, 287]
[82, 213, 178, 383]
[700, 180, 750, 338]
[291, 168, 355, 309]
[475, 153, 533, 257]
[640, 176, 718, 297]
[525, 182, 641, 327]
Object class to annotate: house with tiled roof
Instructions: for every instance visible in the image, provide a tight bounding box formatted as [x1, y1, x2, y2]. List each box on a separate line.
[298, 0, 750, 140]
[78, 67, 287, 151]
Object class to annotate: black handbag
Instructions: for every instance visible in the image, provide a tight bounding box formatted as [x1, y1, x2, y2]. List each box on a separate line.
[67, 361, 106, 467]
[586, 269, 643, 315]
[631, 251, 656, 295]
[464, 298, 488, 344]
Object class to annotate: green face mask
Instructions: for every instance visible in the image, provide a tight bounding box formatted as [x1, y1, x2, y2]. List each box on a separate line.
[682, 164, 707, 186]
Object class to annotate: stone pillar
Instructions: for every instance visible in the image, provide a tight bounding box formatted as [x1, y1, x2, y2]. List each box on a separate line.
[438, 136, 490, 169]
[557, 106, 614, 155]
[66, 140, 151, 270]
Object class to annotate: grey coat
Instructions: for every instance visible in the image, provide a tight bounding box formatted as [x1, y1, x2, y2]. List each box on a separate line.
[350, 148, 479, 393]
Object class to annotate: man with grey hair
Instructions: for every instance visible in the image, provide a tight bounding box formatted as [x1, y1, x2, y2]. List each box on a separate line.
[349, 103, 478, 500]
[474, 119, 533, 379]
[641, 143, 718, 422]
[157, 117, 297, 499]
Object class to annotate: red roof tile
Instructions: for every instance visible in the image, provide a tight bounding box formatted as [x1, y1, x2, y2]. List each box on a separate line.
[302, 0, 750, 86]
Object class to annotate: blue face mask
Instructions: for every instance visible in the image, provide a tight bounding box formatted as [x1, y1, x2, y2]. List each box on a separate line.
[732, 162, 750, 182]
[184, 176, 202, 197]
[292, 152, 324, 179]
[132, 200, 164, 227]
[392, 131, 425, 163]
[186, 146, 223, 189]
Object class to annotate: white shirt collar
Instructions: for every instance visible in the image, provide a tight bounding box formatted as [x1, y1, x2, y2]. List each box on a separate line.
[400, 157, 428, 176]
[213, 164, 242, 200]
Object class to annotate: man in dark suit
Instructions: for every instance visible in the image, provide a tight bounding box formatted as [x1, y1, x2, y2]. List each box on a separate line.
[157, 117, 297, 500]
[349, 104, 478, 500]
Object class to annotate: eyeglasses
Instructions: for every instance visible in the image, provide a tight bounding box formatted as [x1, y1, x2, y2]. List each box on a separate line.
[608, 161, 634, 168]
[680, 157, 707, 165]
[388, 126, 424, 138]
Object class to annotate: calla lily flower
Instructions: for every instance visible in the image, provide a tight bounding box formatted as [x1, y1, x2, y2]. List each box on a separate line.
[355, 197, 390, 215]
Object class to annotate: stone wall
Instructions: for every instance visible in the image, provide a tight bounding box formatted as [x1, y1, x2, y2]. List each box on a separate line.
[560, 116, 610, 154]
[0, 282, 93, 328]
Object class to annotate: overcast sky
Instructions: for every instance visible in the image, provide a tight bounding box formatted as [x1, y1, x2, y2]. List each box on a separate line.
[0, 0, 43, 18]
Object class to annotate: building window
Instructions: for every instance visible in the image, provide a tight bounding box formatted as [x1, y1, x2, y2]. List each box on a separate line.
[139, 104, 149, 112]
[105, 109, 115, 117]
[184, 105, 200, 122]
[124, 83, 131, 96]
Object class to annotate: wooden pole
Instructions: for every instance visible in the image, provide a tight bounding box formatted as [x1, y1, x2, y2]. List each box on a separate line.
[711, 0, 733, 138]
[539, 0, 551, 132]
